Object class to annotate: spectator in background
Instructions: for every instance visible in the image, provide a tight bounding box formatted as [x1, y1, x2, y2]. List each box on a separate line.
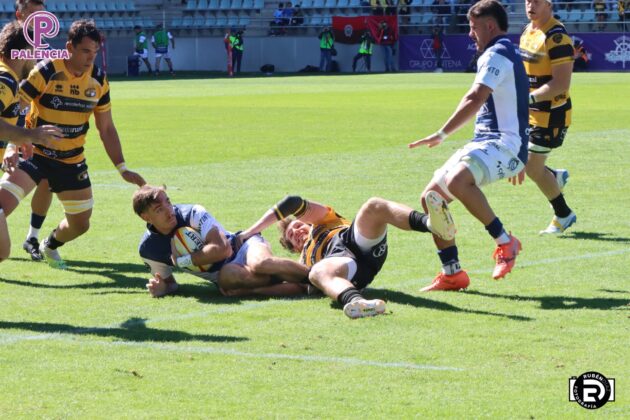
[399, 0, 413, 27]
[152, 23, 175, 77]
[385, 0, 398, 15]
[377, 21, 396, 71]
[292, 4, 304, 25]
[134, 25, 153, 74]
[283, 2, 295, 26]
[573, 40, 588, 71]
[432, 0, 451, 27]
[371, 0, 385, 15]
[352, 31, 374, 72]
[229, 29, 244, 73]
[270, 3, 285, 35]
[594, 0, 607, 30]
[432, 26, 444, 71]
[318, 26, 335, 72]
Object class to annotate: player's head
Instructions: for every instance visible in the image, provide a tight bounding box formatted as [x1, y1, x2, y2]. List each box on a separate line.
[15, 0, 45, 23]
[133, 185, 177, 232]
[0, 21, 35, 78]
[66, 19, 101, 73]
[467, 0, 508, 51]
[525, 0, 553, 23]
[134, 25, 142, 34]
[278, 217, 311, 253]
[156, 23, 163, 30]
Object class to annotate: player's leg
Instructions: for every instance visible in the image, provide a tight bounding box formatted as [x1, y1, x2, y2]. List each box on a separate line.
[243, 236, 310, 282]
[23, 180, 53, 261]
[309, 257, 385, 319]
[165, 57, 174, 74]
[154, 55, 161, 75]
[526, 127, 575, 234]
[40, 187, 93, 269]
[365, 54, 371, 72]
[217, 263, 270, 291]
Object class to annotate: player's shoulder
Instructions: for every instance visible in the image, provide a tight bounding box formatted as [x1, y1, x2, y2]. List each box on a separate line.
[90, 65, 107, 86]
[33, 59, 60, 82]
[545, 20, 571, 42]
[0, 69, 19, 94]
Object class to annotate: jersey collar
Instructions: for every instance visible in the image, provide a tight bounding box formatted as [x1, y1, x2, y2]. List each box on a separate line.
[484, 35, 510, 51]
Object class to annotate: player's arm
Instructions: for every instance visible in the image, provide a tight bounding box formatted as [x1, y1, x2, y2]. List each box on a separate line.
[239, 196, 330, 241]
[0, 117, 62, 147]
[170, 33, 175, 49]
[173, 226, 233, 270]
[142, 258, 179, 298]
[409, 83, 491, 148]
[94, 109, 145, 187]
[151, 35, 156, 49]
[528, 62, 573, 102]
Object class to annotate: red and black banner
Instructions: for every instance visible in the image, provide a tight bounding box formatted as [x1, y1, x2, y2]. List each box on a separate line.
[332, 15, 398, 44]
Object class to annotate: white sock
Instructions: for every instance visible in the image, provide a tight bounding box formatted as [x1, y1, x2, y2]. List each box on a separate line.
[494, 231, 510, 245]
[441, 261, 461, 275]
[27, 227, 40, 240]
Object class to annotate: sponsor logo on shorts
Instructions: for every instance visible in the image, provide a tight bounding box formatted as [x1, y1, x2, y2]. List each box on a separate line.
[77, 171, 89, 181]
[372, 243, 387, 258]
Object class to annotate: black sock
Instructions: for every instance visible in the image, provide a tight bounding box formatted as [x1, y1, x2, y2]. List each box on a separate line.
[438, 246, 460, 275]
[485, 217, 505, 239]
[31, 213, 46, 229]
[549, 194, 572, 218]
[46, 230, 65, 250]
[409, 210, 430, 233]
[337, 287, 363, 306]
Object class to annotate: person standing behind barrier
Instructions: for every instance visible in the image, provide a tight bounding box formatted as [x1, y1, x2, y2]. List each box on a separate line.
[318, 27, 335, 72]
[376, 21, 396, 72]
[152, 23, 175, 77]
[432, 26, 444, 72]
[133, 25, 152, 74]
[352, 31, 373, 72]
[229, 30, 244, 74]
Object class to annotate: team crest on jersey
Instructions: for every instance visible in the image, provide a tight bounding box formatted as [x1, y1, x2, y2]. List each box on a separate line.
[84, 88, 96, 98]
[552, 33, 563, 44]
[55, 84, 63, 93]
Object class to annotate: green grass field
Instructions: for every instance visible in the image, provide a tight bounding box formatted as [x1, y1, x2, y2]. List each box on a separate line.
[0, 73, 628, 418]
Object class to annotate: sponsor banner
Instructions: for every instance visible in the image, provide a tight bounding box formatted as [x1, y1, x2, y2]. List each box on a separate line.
[399, 33, 630, 71]
[332, 15, 397, 44]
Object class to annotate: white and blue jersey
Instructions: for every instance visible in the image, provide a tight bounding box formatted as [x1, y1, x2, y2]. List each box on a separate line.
[473, 36, 530, 164]
[139, 204, 232, 283]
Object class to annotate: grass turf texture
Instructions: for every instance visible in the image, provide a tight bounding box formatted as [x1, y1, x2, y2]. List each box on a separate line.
[0, 73, 628, 418]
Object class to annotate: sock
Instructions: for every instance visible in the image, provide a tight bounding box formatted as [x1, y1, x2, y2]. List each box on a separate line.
[27, 213, 46, 240]
[46, 230, 65, 250]
[549, 193, 572, 218]
[337, 287, 363, 306]
[408, 210, 430, 233]
[438, 246, 461, 275]
[485, 217, 510, 245]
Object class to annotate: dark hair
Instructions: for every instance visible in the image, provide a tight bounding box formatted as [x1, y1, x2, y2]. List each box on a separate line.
[467, 0, 508, 32]
[132, 185, 167, 216]
[0, 20, 29, 58]
[68, 19, 102, 46]
[15, 0, 45, 13]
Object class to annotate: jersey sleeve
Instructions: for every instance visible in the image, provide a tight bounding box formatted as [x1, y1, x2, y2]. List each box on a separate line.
[189, 205, 220, 240]
[317, 206, 350, 227]
[151, 35, 155, 43]
[18, 66, 46, 103]
[546, 32, 574, 66]
[168, 32, 173, 40]
[139, 35, 146, 43]
[474, 51, 511, 91]
[94, 75, 111, 113]
[0, 77, 15, 113]
[142, 257, 174, 279]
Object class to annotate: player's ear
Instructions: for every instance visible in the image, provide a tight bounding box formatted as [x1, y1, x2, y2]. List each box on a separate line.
[139, 211, 151, 223]
[66, 41, 73, 54]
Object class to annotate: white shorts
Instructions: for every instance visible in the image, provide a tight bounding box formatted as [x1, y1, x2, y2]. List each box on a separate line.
[134, 49, 148, 59]
[432, 139, 524, 199]
[155, 52, 170, 59]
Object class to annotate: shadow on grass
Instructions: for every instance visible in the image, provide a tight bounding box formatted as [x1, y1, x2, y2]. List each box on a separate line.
[0, 317, 247, 343]
[329, 289, 533, 321]
[465, 290, 629, 310]
[560, 231, 630, 244]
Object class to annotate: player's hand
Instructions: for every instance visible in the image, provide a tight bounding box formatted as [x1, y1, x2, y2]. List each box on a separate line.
[231, 231, 247, 253]
[19, 143, 34, 160]
[28, 125, 64, 148]
[409, 133, 444, 149]
[508, 169, 525, 186]
[121, 170, 146, 187]
[146, 273, 176, 298]
[2, 147, 20, 173]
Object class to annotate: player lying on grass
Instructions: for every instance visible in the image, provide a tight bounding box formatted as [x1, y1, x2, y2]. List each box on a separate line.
[133, 185, 310, 298]
[235, 193, 456, 319]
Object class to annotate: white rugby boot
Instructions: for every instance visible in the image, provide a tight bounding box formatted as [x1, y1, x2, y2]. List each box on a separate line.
[39, 239, 68, 270]
[343, 298, 386, 319]
[425, 190, 457, 241]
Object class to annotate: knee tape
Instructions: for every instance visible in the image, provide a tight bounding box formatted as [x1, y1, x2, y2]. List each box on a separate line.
[62, 198, 94, 215]
[0, 180, 26, 202]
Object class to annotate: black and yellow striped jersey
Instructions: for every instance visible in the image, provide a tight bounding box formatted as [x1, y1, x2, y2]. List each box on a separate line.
[300, 207, 351, 268]
[19, 59, 111, 164]
[519, 17, 574, 128]
[0, 61, 21, 151]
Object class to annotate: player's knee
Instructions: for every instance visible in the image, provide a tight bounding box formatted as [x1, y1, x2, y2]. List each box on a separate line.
[248, 255, 272, 274]
[70, 218, 90, 235]
[445, 172, 469, 198]
[361, 197, 387, 217]
[308, 263, 334, 287]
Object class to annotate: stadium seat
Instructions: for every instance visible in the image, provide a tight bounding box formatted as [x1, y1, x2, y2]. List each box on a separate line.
[186, 0, 197, 10]
[310, 15, 323, 25]
[143, 17, 154, 28]
[197, 0, 209, 9]
[567, 8, 582, 23]
[324, 0, 337, 8]
[409, 14, 422, 25]
[301, 0, 313, 8]
[205, 16, 216, 27]
[231, 0, 243, 9]
[216, 16, 228, 27]
[105, 2, 117, 12]
[207, 0, 219, 9]
[182, 15, 194, 28]
[421, 11, 434, 24]
[171, 17, 183, 29]
[57, 2, 68, 12]
[241, 0, 253, 9]
[312, 0, 326, 8]
[348, 0, 361, 7]
[66, 1, 78, 12]
[219, 0, 231, 9]
[239, 15, 250, 26]
[85, 1, 99, 12]
[193, 16, 205, 27]
[555, 8, 568, 22]
[581, 8, 595, 22]
[227, 16, 238, 26]
[96, 2, 107, 12]
[253, 0, 264, 9]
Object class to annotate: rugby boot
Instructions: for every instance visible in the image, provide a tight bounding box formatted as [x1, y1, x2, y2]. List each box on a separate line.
[425, 190, 457, 241]
[343, 298, 386, 319]
[39, 239, 67, 270]
[539, 212, 577, 235]
[492, 234, 521, 279]
[23, 237, 43, 261]
[421, 270, 470, 292]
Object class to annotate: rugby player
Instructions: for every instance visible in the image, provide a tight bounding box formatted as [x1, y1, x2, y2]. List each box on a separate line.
[133, 185, 310, 298]
[1, 20, 145, 269]
[519, 0, 576, 234]
[409, 0, 529, 290]
[236, 193, 456, 318]
[0, 20, 63, 261]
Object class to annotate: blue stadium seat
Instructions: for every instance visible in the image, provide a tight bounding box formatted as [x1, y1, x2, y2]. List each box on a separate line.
[124, 18, 136, 29]
[301, 0, 313, 8]
[193, 16, 205, 27]
[253, 0, 264, 9]
[219, 0, 231, 9]
[57, 2, 68, 12]
[75, 1, 88, 12]
[182, 15, 194, 28]
[324, 0, 337, 8]
[238, 15, 250, 26]
[205, 16, 216, 26]
[312, 0, 326, 8]
[66, 1, 78, 12]
[567, 8, 582, 22]
[208, 0, 219, 9]
[106, 2, 118, 12]
[198, 0, 209, 9]
[409, 14, 422, 25]
[348, 0, 361, 7]
[227, 16, 238, 26]
[421, 11, 434, 24]
[96, 2, 108, 12]
[171, 17, 182, 29]
[143, 17, 154, 27]
[581, 8, 595, 22]
[85, 1, 99, 13]
[186, 1, 198, 10]
[216, 16, 228, 26]
[241, 0, 253, 9]
[231, 0, 243, 9]
[310, 15, 323, 25]
[555, 8, 568, 21]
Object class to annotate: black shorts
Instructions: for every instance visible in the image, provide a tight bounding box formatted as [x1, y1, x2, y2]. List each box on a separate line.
[528, 126, 568, 153]
[18, 154, 91, 193]
[324, 221, 388, 289]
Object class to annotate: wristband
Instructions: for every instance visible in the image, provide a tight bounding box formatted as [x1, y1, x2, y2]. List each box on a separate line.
[529, 94, 537, 105]
[115, 162, 128, 174]
[436, 129, 448, 141]
[176, 254, 193, 269]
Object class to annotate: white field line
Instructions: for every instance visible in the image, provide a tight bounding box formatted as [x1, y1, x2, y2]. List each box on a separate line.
[0, 247, 628, 370]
